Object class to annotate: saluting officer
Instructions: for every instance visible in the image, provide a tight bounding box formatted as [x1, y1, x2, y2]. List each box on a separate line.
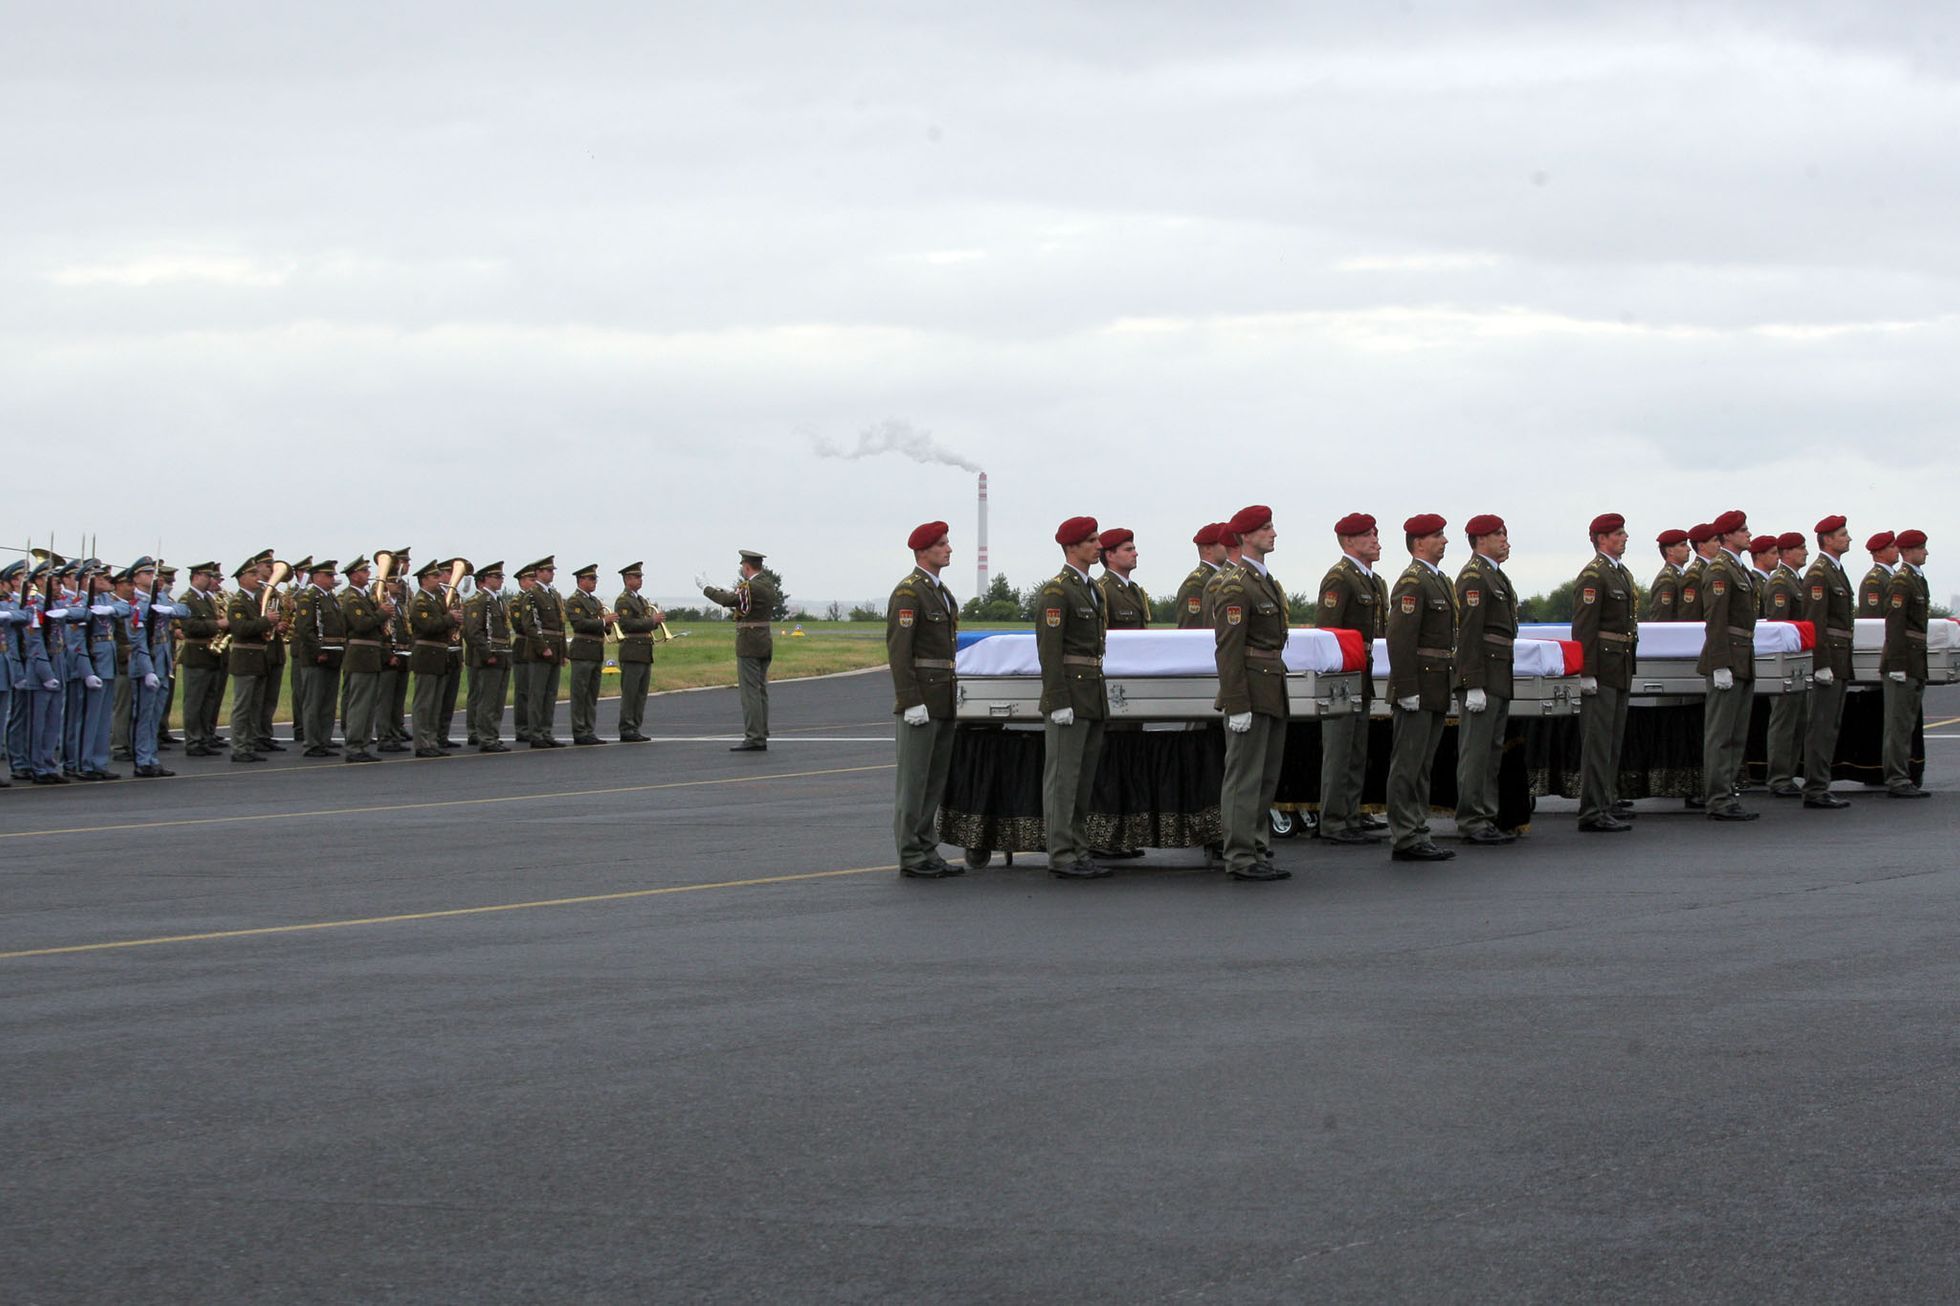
[1453, 514, 1519, 847]
[1880, 529, 1933, 799]
[1646, 528, 1691, 620]
[1573, 514, 1640, 831]
[1212, 504, 1291, 882]
[1760, 531, 1810, 797]
[338, 557, 392, 763]
[703, 550, 776, 752]
[1698, 509, 1759, 821]
[1860, 531, 1899, 617]
[565, 563, 610, 746]
[1800, 515, 1856, 810]
[463, 562, 513, 752]
[224, 561, 274, 764]
[1173, 524, 1228, 629]
[887, 521, 962, 878]
[613, 563, 664, 743]
[1036, 517, 1112, 879]
[1385, 514, 1457, 862]
[408, 560, 460, 757]
[1096, 529, 1150, 629]
[1316, 511, 1387, 845]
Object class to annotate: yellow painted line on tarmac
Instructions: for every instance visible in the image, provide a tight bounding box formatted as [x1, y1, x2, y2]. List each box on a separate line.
[0, 863, 899, 960]
[1924, 714, 1960, 729]
[0, 762, 895, 841]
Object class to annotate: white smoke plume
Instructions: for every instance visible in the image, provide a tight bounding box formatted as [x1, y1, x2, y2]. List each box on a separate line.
[811, 419, 981, 473]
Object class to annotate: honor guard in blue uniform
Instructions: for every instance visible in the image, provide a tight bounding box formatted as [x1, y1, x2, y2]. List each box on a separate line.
[21, 562, 67, 783]
[127, 557, 180, 778]
[0, 560, 30, 785]
[75, 564, 127, 780]
[54, 563, 92, 776]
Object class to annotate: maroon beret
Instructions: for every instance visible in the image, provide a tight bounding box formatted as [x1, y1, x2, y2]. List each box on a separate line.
[1814, 514, 1847, 536]
[1192, 523, 1223, 547]
[1866, 530, 1895, 553]
[1333, 512, 1376, 537]
[1655, 528, 1689, 547]
[1590, 513, 1626, 537]
[1749, 535, 1779, 556]
[1775, 532, 1805, 550]
[1464, 513, 1505, 539]
[1098, 527, 1134, 550]
[1228, 504, 1273, 536]
[1402, 513, 1446, 538]
[1896, 528, 1927, 549]
[1710, 509, 1748, 536]
[1686, 522, 1717, 544]
[907, 521, 949, 551]
[1218, 529, 1240, 549]
[1055, 516, 1099, 546]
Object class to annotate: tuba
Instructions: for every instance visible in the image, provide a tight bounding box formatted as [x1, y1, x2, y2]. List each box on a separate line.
[370, 550, 398, 602]
[441, 557, 473, 608]
[261, 559, 293, 618]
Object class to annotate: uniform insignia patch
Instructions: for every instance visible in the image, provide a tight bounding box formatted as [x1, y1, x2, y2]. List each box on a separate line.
[1466, 589, 1482, 608]
[1186, 596, 1201, 613]
[1811, 585, 1824, 602]
[1399, 594, 1416, 614]
[1323, 589, 1339, 606]
[897, 608, 914, 627]
[1225, 604, 1242, 625]
[1660, 591, 1674, 605]
[1682, 588, 1696, 604]
[1044, 608, 1061, 627]
[1711, 579, 1726, 596]
[1773, 594, 1787, 608]
[1891, 593, 1904, 609]
[1866, 593, 1879, 607]
[1582, 587, 1597, 605]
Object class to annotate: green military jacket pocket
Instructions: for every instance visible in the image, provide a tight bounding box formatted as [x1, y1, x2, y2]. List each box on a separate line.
[407, 589, 457, 675]
[885, 568, 959, 718]
[339, 588, 389, 675]
[614, 592, 658, 664]
[565, 590, 607, 662]
[1212, 565, 1290, 718]
[1386, 563, 1456, 711]
[1801, 559, 1856, 679]
[1034, 568, 1107, 718]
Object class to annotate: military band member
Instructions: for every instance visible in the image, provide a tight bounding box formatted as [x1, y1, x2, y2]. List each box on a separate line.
[439, 570, 466, 749]
[1453, 514, 1519, 846]
[888, 522, 962, 878]
[509, 562, 538, 745]
[1880, 529, 1932, 799]
[613, 562, 663, 742]
[291, 560, 347, 757]
[455, 561, 509, 752]
[1679, 523, 1719, 620]
[1698, 510, 1759, 820]
[1174, 524, 1228, 630]
[284, 555, 312, 746]
[565, 564, 610, 746]
[523, 557, 568, 748]
[256, 552, 290, 753]
[176, 563, 227, 756]
[109, 567, 138, 762]
[1860, 531, 1899, 617]
[1037, 517, 1112, 878]
[1646, 528, 1690, 620]
[1096, 529, 1150, 630]
[1316, 512, 1387, 845]
[1800, 515, 1855, 810]
[1761, 531, 1810, 797]
[223, 561, 274, 764]
[336, 557, 390, 763]
[703, 550, 775, 752]
[1212, 505, 1291, 881]
[380, 571, 414, 752]
[408, 561, 459, 757]
[1573, 515, 1639, 831]
[1385, 514, 1457, 861]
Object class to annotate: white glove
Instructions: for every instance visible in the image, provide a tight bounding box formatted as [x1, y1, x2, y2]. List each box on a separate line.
[143, 673, 160, 689]
[43, 678, 59, 690]
[1397, 695, 1420, 712]
[1465, 688, 1487, 714]
[1049, 707, 1075, 726]
[85, 674, 103, 689]
[1225, 711, 1252, 733]
[1813, 667, 1834, 685]
[45, 607, 73, 619]
[1887, 670, 1907, 683]
[1580, 675, 1598, 696]
[902, 704, 929, 726]
[1712, 668, 1734, 691]
[91, 604, 117, 615]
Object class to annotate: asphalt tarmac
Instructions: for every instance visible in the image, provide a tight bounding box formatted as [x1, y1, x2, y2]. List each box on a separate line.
[4, 676, 1956, 1303]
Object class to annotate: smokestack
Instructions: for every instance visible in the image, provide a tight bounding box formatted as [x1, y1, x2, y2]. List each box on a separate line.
[976, 471, 989, 600]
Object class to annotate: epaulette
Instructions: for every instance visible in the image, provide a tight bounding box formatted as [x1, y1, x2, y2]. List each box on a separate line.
[894, 584, 916, 598]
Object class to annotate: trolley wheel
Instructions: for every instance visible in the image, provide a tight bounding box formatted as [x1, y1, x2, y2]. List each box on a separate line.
[1268, 808, 1298, 839]
[963, 847, 994, 870]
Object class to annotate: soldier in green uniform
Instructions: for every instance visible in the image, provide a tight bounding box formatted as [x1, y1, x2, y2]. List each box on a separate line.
[463, 561, 512, 752]
[1646, 528, 1690, 620]
[439, 566, 466, 750]
[1760, 530, 1810, 797]
[258, 553, 293, 753]
[379, 570, 413, 752]
[1199, 526, 1244, 626]
[408, 560, 459, 757]
[338, 557, 391, 763]
[1212, 505, 1291, 882]
[1573, 514, 1640, 831]
[1800, 515, 1856, 810]
[522, 557, 567, 748]
[282, 555, 312, 746]
[1697, 510, 1759, 819]
[1095, 528, 1150, 630]
[1859, 531, 1899, 617]
[613, 562, 664, 742]
[1452, 514, 1519, 846]
[1678, 524, 1719, 621]
[176, 562, 227, 756]
[291, 560, 346, 757]
[887, 522, 962, 878]
[224, 561, 275, 764]
[509, 563, 537, 745]
[1036, 517, 1112, 878]
[1385, 513, 1457, 861]
[155, 564, 182, 748]
[1316, 512, 1387, 845]
[1173, 523, 1228, 630]
[565, 563, 610, 746]
[703, 550, 776, 752]
[1880, 529, 1933, 798]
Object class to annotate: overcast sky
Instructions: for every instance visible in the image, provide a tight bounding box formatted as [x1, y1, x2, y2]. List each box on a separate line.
[6, 2, 1956, 606]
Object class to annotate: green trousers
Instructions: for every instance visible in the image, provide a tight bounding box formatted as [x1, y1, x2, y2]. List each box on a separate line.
[618, 661, 651, 736]
[258, 659, 282, 748]
[1042, 716, 1105, 866]
[439, 657, 461, 741]
[1221, 712, 1287, 872]
[737, 655, 771, 745]
[291, 661, 310, 741]
[526, 658, 562, 743]
[380, 667, 409, 744]
[1453, 694, 1512, 835]
[180, 664, 221, 749]
[1318, 706, 1370, 833]
[1802, 678, 1846, 799]
[1577, 683, 1629, 823]
[1702, 678, 1753, 811]
[1387, 706, 1448, 850]
[471, 663, 508, 745]
[229, 674, 265, 760]
[302, 662, 340, 746]
[1765, 692, 1809, 789]
[512, 661, 534, 741]
[570, 659, 602, 739]
[412, 670, 446, 752]
[1882, 676, 1924, 792]
[343, 670, 379, 751]
[112, 673, 132, 754]
[893, 715, 957, 869]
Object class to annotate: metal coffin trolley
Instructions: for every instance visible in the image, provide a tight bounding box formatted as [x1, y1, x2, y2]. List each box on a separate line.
[1850, 616, 1960, 684]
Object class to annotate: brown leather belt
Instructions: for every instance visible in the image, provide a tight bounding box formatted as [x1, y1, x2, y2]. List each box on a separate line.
[912, 657, 955, 669]
[1827, 627, 1853, 639]
[1062, 655, 1102, 667]
[1246, 648, 1284, 662]
[182, 638, 212, 647]
[413, 639, 452, 649]
[1483, 633, 1514, 646]
[1904, 630, 1927, 642]
[1727, 626, 1753, 637]
[1417, 646, 1453, 658]
[1598, 631, 1633, 643]
[734, 621, 771, 629]
[347, 639, 383, 648]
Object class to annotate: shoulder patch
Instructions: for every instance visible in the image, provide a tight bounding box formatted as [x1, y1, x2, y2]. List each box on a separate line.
[1044, 607, 1062, 627]
[1399, 593, 1416, 614]
[1225, 604, 1242, 625]
[1581, 586, 1597, 605]
[1186, 596, 1201, 613]
[1810, 584, 1824, 602]
[1865, 591, 1880, 608]
[897, 608, 914, 627]
[1891, 592, 1904, 609]
[1465, 588, 1482, 608]
[1323, 589, 1340, 606]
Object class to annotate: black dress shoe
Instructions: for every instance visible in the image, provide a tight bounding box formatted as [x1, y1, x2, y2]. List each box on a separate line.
[1460, 828, 1517, 846]
[413, 748, 446, 758]
[729, 742, 768, 752]
[466, 737, 479, 747]
[1577, 816, 1631, 833]
[1391, 843, 1456, 862]
[183, 745, 212, 758]
[900, 863, 962, 878]
[344, 751, 380, 763]
[231, 753, 265, 764]
[1886, 787, 1930, 799]
[438, 740, 459, 750]
[261, 741, 287, 752]
[478, 743, 511, 753]
[1683, 796, 1706, 809]
[1804, 795, 1851, 809]
[1318, 828, 1382, 845]
[301, 746, 333, 758]
[84, 770, 122, 781]
[63, 767, 82, 778]
[11, 770, 33, 782]
[619, 732, 651, 742]
[32, 773, 71, 785]
[573, 736, 606, 746]
[923, 854, 965, 876]
[1769, 784, 1802, 798]
[1049, 859, 1112, 879]
[112, 749, 134, 762]
[134, 765, 175, 778]
[1358, 813, 1388, 831]
[530, 738, 565, 749]
[1228, 862, 1291, 881]
[1090, 847, 1145, 859]
[1612, 800, 1637, 817]
[1708, 808, 1760, 821]
[377, 742, 409, 753]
